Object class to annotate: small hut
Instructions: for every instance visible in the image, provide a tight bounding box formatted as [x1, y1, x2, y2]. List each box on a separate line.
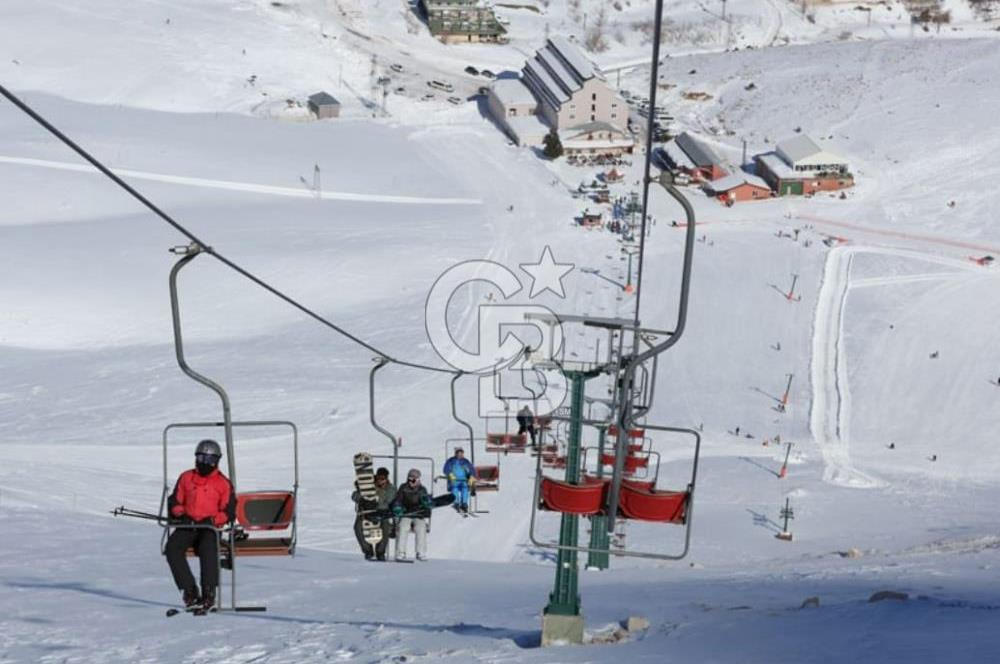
[308, 92, 341, 119]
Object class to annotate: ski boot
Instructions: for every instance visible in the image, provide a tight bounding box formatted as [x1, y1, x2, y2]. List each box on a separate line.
[182, 586, 201, 609]
[195, 587, 216, 615]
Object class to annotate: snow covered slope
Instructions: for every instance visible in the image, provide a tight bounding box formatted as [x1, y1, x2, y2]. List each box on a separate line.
[2, 1, 1000, 661]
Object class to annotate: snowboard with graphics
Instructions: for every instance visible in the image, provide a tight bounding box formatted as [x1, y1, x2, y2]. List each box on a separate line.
[352, 452, 382, 546]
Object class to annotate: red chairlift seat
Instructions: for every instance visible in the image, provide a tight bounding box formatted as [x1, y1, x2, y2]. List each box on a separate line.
[583, 474, 654, 492]
[184, 491, 296, 558]
[232, 491, 296, 556]
[608, 425, 646, 439]
[600, 453, 649, 473]
[485, 433, 527, 453]
[540, 477, 606, 515]
[474, 465, 500, 492]
[628, 443, 646, 454]
[618, 484, 688, 524]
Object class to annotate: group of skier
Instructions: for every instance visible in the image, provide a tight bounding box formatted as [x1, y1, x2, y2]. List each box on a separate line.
[352, 466, 435, 561]
[164, 405, 538, 609]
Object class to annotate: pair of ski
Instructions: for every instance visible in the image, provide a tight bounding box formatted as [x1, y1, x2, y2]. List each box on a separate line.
[166, 605, 216, 617]
[353, 452, 455, 547]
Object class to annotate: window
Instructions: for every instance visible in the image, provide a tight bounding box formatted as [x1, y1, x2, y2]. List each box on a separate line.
[509, 108, 517, 117]
[592, 93, 597, 101]
[591, 104, 596, 112]
[611, 113, 617, 119]
[591, 114, 595, 121]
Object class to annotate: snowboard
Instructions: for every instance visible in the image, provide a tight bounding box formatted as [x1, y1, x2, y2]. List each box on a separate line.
[353, 452, 382, 546]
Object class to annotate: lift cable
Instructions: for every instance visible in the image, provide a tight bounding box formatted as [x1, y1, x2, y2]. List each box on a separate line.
[0, 83, 457, 375]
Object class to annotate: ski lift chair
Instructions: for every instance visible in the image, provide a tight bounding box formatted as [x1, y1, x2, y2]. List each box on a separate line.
[161, 421, 299, 559]
[485, 432, 528, 453]
[474, 464, 500, 492]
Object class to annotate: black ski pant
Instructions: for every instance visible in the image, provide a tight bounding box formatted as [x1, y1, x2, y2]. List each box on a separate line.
[166, 527, 219, 592]
[354, 515, 391, 558]
[517, 420, 537, 445]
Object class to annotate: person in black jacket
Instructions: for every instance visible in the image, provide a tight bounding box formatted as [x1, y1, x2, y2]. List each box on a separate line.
[391, 469, 432, 561]
[351, 467, 396, 561]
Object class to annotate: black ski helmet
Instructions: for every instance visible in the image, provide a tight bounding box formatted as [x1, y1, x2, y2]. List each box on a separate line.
[195, 439, 222, 463]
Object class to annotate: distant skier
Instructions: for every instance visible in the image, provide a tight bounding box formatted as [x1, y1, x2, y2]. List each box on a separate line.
[888, 443, 895, 450]
[391, 469, 433, 561]
[164, 440, 235, 612]
[352, 467, 396, 561]
[735, 426, 741, 437]
[517, 405, 537, 445]
[443, 448, 476, 514]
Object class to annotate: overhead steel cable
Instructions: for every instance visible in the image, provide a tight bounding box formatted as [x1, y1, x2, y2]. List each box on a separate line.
[0, 83, 457, 375]
[632, 0, 667, 334]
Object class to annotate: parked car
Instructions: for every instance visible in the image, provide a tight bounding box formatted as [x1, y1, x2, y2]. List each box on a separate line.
[464, 65, 479, 76]
[421, 93, 435, 101]
[447, 96, 463, 105]
[390, 63, 404, 73]
[427, 80, 454, 93]
[478, 85, 490, 96]
[393, 86, 406, 95]
[480, 69, 496, 80]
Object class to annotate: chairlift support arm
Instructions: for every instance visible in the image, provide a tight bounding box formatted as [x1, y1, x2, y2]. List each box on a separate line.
[370, 356, 401, 484]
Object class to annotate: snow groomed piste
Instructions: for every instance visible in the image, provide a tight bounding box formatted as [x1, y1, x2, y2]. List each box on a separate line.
[0, 0, 702, 638]
[5, 0, 1000, 660]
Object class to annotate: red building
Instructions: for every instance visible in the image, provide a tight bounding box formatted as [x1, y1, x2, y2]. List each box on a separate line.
[706, 173, 772, 205]
[662, 132, 727, 182]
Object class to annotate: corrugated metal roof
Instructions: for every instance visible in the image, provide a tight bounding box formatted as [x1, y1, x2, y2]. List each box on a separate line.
[524, 56, 569, 106]
[676, 132, 722, 168]
[547, 36, 595, 81]
[709, 172, 770, 192]
[776, 135, 822, 164]
[536, 45, 579, 96]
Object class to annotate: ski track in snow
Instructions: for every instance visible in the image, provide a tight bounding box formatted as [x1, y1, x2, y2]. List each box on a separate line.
[0, 155, 483, 206]
[809, 245, 981, 488]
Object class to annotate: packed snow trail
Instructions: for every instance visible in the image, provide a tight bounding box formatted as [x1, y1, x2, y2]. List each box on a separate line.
[0, 155, 483, 206]
[809, 246, 982, 488]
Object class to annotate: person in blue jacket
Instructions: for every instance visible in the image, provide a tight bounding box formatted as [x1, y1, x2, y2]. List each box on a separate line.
[443, 447, 476, 514]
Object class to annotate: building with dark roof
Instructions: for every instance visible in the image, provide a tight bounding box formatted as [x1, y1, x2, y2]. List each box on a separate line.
[661, 132, 727, 182]
[308, 92, 341, 119]
[486, 37, 632, 153]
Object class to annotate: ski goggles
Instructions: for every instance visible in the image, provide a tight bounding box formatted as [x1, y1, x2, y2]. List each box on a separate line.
[195, 453, 221, 466]
[407, 476, 420, 483]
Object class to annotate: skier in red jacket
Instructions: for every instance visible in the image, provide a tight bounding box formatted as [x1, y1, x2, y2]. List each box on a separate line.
[165, 439, 235, 611]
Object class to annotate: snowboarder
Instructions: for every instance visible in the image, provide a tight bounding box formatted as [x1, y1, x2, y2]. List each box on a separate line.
[443, 448, 477, 514]
[352, 467, 396, 560]
[516, 405, 537, 445]
[164, 440, 235, 612]
[391, 469, 432, 561]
